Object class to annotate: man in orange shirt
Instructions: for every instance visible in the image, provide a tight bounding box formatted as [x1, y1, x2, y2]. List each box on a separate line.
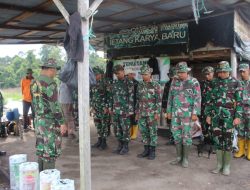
[21, 68, 34, 132]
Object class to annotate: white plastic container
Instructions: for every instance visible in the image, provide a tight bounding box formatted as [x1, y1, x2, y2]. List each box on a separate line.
[9, 154, 27, 190]
[19, 162, 39, 190]
[40, 169, 60, 190]
[51, 179, 75, 190]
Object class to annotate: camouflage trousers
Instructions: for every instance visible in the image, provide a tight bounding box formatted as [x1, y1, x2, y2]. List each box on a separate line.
[94, 112, 110, 138]
[72, 90, 79, 128]
[138, 115, 158, 147]
[171, 116, 192, 146]
[212, 115, 234, 151]
[34, 117, 62, 162]
[113, 114, 131, 142]
[237, 106, 250, 140]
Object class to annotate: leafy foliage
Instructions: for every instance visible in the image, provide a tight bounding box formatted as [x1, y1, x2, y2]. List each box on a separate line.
[0, 45, 105, 89]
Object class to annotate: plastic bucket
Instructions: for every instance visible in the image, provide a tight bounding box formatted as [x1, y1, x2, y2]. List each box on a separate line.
[6, 111, 14, 121]
[13, 108, 20, 120]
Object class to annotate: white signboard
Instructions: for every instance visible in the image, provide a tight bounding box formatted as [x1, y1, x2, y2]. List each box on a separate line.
[113, 57, 170, 82]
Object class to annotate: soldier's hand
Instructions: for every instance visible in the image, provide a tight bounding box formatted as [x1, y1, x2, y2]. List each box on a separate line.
[233, 118, 241, 126]
[191, 114, 198, 121]
[69, 104, 73, 112]
[135, 114, 139, 121]
[60, 125, 67, 135]
[167, 113, 172, 120]
[154, 114, 160, 121]
[104, 108, 109, 114]
[206, 117, 211, 125]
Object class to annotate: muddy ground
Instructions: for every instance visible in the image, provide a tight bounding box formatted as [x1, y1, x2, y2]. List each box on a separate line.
[0, 119, 249, 190]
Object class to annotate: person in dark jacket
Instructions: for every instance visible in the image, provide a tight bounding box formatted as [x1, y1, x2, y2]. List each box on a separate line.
[162, 67, 176, 145]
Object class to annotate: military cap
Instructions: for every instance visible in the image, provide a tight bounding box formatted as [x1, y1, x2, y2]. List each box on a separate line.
[93, 67, 104, 75]
[113, 64, 124, 73]
[176, 61, 191, 73]
[168, 67, 176, 78]
[216, 61, 232, 72]
[238, 63, 249, 71]
[26, 68, 33, 74]
[139, 64, 153, 75]
[202, 66, 214, 74]
[40, 58, 60, 70]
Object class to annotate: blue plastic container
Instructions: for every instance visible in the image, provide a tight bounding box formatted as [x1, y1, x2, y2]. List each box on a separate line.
[13, 108, 20, 120]
[6, 111, 14, 121]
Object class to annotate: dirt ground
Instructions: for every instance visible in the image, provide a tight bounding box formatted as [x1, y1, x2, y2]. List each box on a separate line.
[0, 118, 250, 190]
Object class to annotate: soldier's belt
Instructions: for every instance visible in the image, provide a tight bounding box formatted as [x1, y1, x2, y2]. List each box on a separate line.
[141, 99, 155, 103]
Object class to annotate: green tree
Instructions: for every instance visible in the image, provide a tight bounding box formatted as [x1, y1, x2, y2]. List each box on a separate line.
[89, 52, 106, 70]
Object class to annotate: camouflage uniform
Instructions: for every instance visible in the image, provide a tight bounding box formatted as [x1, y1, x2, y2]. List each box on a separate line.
[205, 76, 242, 150]
[234, 63, 250, 160]
[206, 61, 243, 176]
[200, 66, 214, 136]
[31, 59, 64, 171]
[162, 67, 176, 145]
[167, 69, 201, 146]
[167, 62, 201, 168]
[90, 67, 112, 150]
[0, 91, 3, 119]
[136, 64, 161, 160]
[110, 65, 135, 155]
[238, 64, 250, 140]
[125, 69, 139, 140]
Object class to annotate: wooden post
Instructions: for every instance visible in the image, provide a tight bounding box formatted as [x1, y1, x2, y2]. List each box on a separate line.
[231, 50, 237, 78]
[78, 0, 91, 190]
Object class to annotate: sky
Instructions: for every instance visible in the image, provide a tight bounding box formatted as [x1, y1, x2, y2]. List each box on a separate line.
[0, 44, 104, 58]
[0, 44, 43, 57]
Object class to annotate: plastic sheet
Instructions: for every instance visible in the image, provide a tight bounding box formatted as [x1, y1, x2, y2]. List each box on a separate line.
[51, 179, 75, 190]
[19, 162, 39, 190]
[40, 169, 60, 190]
[9, 154, 27, 190]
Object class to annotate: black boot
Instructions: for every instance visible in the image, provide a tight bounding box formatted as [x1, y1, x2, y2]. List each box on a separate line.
[92, 137, 102, 148]
[99, 138, 107, 150]
[148, 146, 156, 160]
[137, 145, 149, 158]
[112, 140, 123, 154]
[120, 141, 129, 155]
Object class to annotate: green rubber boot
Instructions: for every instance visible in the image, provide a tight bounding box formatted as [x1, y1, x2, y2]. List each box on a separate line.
[211, 150, 223, 174]
[171, 144, 182, 165]
[182, 145, 190, 168]
[222, 151, 231, 176]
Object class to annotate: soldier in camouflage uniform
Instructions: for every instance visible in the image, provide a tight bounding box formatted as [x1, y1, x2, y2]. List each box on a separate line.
[162, 66, 176, 145]
[0, 90, 3, 120]
[136, 64, 161, 160]
[234, 63, 250, 160]
[31, 58, 65, 172]
[167, 62, 201, 168]
[125, 68, 139, 140]
[200, 66, 214, 144]
[90, 67, 112, 150]
[206, 61, 242, 175]
[110, 65, 135, 155]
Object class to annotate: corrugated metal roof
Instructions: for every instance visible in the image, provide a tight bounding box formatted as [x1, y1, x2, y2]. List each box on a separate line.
[0, 0, 249, 49]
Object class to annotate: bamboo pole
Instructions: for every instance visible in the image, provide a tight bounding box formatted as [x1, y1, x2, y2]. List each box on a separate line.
[78, 0, 91, 189]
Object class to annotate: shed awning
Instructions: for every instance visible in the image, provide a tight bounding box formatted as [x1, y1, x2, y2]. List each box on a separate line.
[0, 0, 249, 50]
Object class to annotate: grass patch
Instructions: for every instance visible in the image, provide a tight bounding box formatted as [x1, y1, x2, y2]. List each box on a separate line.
[1, 87, 22, 104]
